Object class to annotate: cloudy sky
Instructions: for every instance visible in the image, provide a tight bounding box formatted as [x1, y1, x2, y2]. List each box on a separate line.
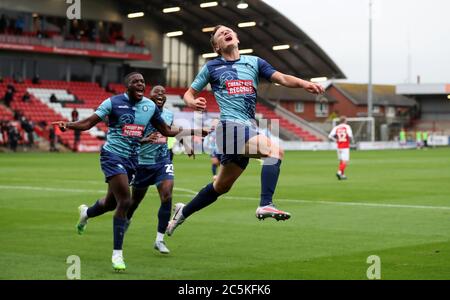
[263, 0, 450, 84]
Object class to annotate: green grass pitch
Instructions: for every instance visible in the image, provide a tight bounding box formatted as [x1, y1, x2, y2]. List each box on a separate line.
[1, 148, 450, 279]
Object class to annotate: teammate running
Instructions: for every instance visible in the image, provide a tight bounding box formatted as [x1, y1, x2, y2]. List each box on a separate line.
[126, 85, 175, 254]
[52, 73, 205, 271]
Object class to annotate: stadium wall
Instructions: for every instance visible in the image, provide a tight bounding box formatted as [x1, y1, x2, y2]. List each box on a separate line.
[0, 0, 164, 68]
[0, 0, 122, 22]
[0, 51, 123, 83]
[122, 18, 163, 69]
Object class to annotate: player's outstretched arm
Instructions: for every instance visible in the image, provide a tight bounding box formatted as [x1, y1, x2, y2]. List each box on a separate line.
[141, 127, 199, 159]
[270, 71, 324, 95]
[183, 87, 207, 111]
[52, 114, 102, 132]
[143, 123, 210, 142]
[140, 132, 160, 144]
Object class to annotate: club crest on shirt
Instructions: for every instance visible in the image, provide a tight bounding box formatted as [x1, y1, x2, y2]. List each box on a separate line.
[219, 71, 237, 86]
[119, 114, 134, 125]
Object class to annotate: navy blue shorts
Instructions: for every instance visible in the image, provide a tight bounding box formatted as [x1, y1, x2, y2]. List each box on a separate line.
[100, 149, 138, 183]
[132, 160, 174, 188]
[216, 120, 260, 170]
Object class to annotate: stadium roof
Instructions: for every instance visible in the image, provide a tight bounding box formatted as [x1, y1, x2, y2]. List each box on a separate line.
[120, 0, 345, 80]
[333, 83, 417, 107]
[396, 83, 450, 95]
[258, 82, 338, 103]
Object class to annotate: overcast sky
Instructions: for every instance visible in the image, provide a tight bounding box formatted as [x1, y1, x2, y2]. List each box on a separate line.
[263, 0, 450, 84]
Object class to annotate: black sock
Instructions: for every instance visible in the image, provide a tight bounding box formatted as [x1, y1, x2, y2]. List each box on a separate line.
[126, 201, 139, 220]
[86, 200, 105, 218]
[182, 183, 220, 218]
[124, 219, 131, 233]
[212, 164, 217, 175]
[113, 217, 127, 250]
[158, 199, 172, 233]
[260, 158, 282, 206]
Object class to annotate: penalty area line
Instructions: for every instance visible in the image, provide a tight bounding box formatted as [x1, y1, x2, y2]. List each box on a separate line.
[0, 185, 105, 194]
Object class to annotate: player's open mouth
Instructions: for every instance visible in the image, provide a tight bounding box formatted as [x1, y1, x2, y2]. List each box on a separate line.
[225, 36, 233, 42]
[155, 95, 165, 104]
[136, 88, 144, 97]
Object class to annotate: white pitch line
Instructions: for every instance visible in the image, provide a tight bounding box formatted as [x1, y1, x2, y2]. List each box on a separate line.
[216, 195, 450, 211]
[172, 194, 450, 211]
[0, 185, 197, 195]
[0, 185, 105, 194]
[173, 187, 198, 195]
[1, 184, 450, 211]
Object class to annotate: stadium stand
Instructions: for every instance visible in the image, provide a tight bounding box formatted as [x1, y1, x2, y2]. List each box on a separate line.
[0, 78, 109, 151]
[107, 83, 183, 113]
[0, 0, 352, 150]
[0, 104, 14, 120]
[396, 83, 450, 135]
[9, 75, 434, 145]
[256, 103, 322, 141]
[0, 10, 148, 52]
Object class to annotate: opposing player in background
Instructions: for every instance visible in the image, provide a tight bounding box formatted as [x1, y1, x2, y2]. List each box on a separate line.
[166, 25, 324, 236]
[126, 85, 175, 254]
[328, 116, 353, 180]
[52, 73, 199, 271]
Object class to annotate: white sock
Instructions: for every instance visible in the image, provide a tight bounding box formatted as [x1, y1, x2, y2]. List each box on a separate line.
[156, 232, 165, 242]
[81, 208, 88, 220]
[112, 250, 123, 257]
